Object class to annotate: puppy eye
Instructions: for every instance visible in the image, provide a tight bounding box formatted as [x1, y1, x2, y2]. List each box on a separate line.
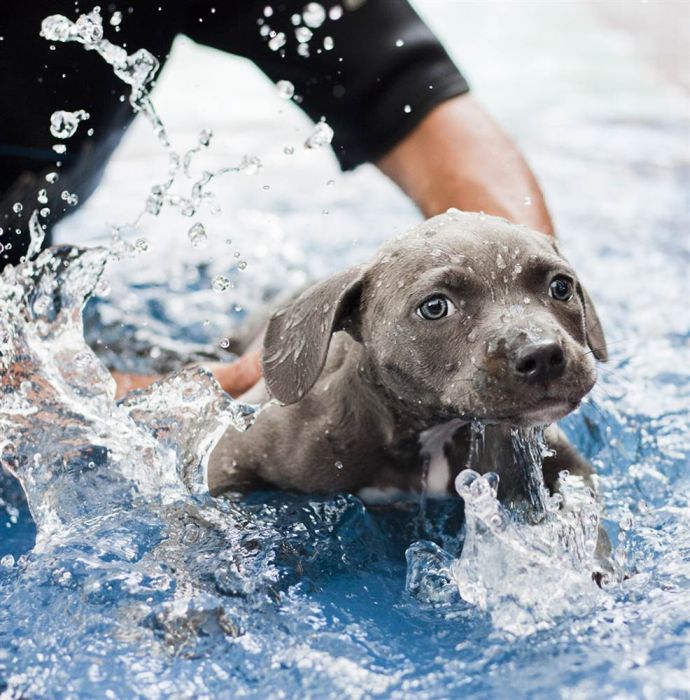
[549, 275, 574, 301]
[417, 294, 456, 320]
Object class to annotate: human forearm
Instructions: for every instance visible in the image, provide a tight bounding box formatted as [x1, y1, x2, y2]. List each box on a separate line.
[376, 94, 554, 236]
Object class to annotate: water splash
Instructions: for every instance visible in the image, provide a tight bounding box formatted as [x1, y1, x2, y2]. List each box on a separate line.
[26, 210, 46, 260]
[41, 9, 167, 146]
[305, 120, 334, 149]
[0, 246, 256, 538]
[41, 7, 262, 235]
[49, 109, 90, 139]
[447, 427, 612, 637]
[187, 221, 208, 249]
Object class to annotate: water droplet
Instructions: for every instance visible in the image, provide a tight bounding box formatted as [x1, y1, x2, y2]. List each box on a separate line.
[12, 203, 23, 214]
[297, 43, 310, 57]
[268, 32, 286, 51]
[305, 120, 334, 149]
[95, 279, 111, 297]
[619, 514, 633, 531]
[334, 460, 344, 470]
[37, 189, 48, 204]
[295, 26, 313, 43]
[484, 472, 500, 496]
[264, 6, 274, 18]
[403, 104, 411, 113]
[45, 172, 59, 184]
[524, 196, 532, 206]
[135, 238, 150, 253]
[303, 3, 326, 28]
[326, 179, 335, 187]
[1, 555, 15, 568]
[237, 260, 248, 271]
[276, 80, 295, 99]
[60, 190, 79, 206]
[212, 275, 232, 293]
[323, 35, 334, 51]
[188, 222, 208, 248]
[198, 128, 213, 147]
[219, 337, 231, 349]
[40, 15, 77, 43]
[110, 10, 122, 26]
[40, 207, 51, 218]
[33, 294, 52, 316]
[240, 154, 262, 175]
[455, 469, 479, 494]
[283, 145, 295, 155]
[395, 38, 405, 47]
[329, 5, 343, 20]
[50, 109, 90, 139]
[75, 9, 104, 43]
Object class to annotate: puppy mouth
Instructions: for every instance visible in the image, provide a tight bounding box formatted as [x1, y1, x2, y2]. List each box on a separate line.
[486, 397, 581, 426]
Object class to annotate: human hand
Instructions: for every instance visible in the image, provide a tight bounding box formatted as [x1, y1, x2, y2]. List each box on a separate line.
[111, 349, 263, 400]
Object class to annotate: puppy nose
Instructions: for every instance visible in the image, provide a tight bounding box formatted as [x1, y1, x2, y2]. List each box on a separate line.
[513, 341, 566, 383]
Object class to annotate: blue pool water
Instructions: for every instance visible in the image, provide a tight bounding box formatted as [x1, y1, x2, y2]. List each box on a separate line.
[1, 2, 689, 698]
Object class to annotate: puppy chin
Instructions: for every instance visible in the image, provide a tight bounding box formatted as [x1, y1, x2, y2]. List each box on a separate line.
[470, 397, 581, 428]
[512, 398, 580, 427]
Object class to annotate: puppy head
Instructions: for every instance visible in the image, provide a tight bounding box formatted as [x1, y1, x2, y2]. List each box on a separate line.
[263, 211, 606, 427]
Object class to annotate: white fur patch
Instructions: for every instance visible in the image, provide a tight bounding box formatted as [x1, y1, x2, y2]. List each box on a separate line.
[419, 419, 466, 497]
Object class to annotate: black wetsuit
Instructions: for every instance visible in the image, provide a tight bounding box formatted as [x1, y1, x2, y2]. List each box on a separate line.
[0, 1, 468, 269]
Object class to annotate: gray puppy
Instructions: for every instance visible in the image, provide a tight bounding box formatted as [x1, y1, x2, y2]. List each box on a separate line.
[208, 211, 606, 506]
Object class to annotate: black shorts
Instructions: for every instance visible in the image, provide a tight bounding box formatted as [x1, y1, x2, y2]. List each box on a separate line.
[0, 0, 469, 268]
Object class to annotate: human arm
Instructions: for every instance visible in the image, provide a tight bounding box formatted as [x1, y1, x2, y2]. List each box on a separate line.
[187, 1, 552, 234]
[376, 93, 555, 235]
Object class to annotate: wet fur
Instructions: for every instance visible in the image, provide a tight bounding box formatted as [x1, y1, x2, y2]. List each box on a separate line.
[207, 212, 607, 505]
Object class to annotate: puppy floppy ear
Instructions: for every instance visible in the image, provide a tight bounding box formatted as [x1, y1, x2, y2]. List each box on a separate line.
[262, 266, 364, 404]
[577, 283, 608, 361]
